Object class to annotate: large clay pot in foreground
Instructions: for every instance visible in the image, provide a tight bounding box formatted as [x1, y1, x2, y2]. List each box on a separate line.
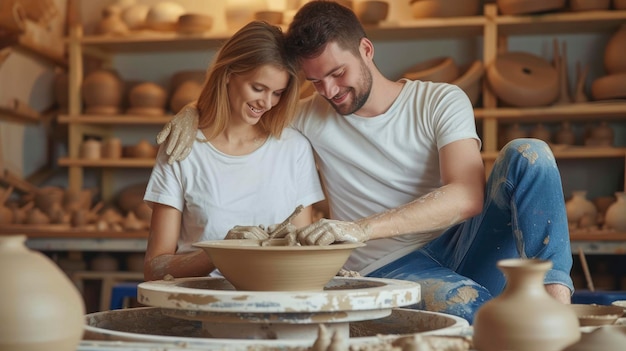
[473, 259, 580, 351]
[486, 51, 559, 107]
[0, 235, 85, 350]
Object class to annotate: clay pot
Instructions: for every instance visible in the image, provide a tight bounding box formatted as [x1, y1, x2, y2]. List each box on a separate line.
[0, 235, 85, 350]
[403, 57, 459, 83]
[566, 190, 597, 230]
[225, 0, 268, 30]
[127, 139, 157, 158]
[352, 1, 389, 25]
[410, 0, 481, 18]
[94, 4, 129, 36]
[501, 123, 527, 147]
[145, 1, 185, 31]
[91, 253, 119, 271]
[80, 138, 102, 160]
[604, 25, 626, 75]
[569, 0, 611, 11]
[26, 207, 51, 225]
[170, 70, 206, 92]
[177, 13, 213, 33]
[170, 80, 202, 114]
[604, 192, 626, 232]
[451, 60, 484, 106]
[594, 195, 616, 225]
[82, 69, 124, 115]
[125, 253, 145, 272]
[116, 183, 148, 213]
[591, 73, 626, 100]
[121, 3, 149, 30]
[530, 123, 552, 144]
[103, 137, 123, 159]
[555, 121, 576, 145]
[127, 81, 167, 116]
[587, 121, 614, 146]
[473, 259, 580, 351]
[33, 186, 64, 214]
[497, 0, 566, 15]
[487, 52, 559, 107]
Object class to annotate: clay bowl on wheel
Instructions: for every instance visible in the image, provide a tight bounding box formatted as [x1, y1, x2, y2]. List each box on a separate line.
[193, 239, 365, 291]
[569, 304, 624, 327]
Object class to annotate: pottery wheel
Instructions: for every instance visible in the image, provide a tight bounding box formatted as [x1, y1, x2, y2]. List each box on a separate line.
[138, 277, 420, 340]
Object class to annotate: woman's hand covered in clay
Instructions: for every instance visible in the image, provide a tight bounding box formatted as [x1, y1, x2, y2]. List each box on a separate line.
[293, 219, 370, 246]
[225, 225, 269, 240]
[156, 103, 199, 164]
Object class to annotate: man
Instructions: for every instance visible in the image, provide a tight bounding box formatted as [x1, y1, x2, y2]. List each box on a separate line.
[157, 1, 573, 323]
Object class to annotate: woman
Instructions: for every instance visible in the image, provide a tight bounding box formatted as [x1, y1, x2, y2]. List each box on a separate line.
[143, 21, 324, 281]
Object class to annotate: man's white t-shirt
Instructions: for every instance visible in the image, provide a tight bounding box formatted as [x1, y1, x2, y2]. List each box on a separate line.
[293, 79, 481, 275]
[144, 127, 325, 253]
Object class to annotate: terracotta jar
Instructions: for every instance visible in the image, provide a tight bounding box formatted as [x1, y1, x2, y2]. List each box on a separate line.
[145, 1, 185, 31]
[473, 258, 580, 351]
[170, 80, 202, 114]
[0, 235, 85, 350]
[591, 72, 626, 100]
[82, 69, 124, 115]
[121, 3, 149, 30]
[555, 121, 576, 145]
[80, 138, 102, 160]
[587, 121, 614, 146]
[566, 191, 597, 230]
[94, 4, 129, 36]
[529, 123, 552, 144]
[127, 81, 167, 116]
[487, 52, 559, 107]
[103, 137, 123, 159]
[604, 192, 626, 232]
[604, 25, 626, 75]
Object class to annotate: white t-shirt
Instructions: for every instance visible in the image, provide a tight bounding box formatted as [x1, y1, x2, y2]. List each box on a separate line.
[293, 79, 481, 274]
[144, 127, 325, 253]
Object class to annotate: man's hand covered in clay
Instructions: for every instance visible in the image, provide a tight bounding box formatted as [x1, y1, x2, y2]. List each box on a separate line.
[225, 225, 269, 240]
[156, 103, 199, 164]
[294, 219, 370, 246]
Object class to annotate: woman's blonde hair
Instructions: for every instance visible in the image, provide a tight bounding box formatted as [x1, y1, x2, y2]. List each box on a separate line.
[196, 21, 300, 139]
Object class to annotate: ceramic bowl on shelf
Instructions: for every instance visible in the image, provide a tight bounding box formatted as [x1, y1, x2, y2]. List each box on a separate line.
[591, 73, 626, 101]
[193, 239, 364, 291]
[403, 57, 460, 83]
[177, 13, 213, 34]
[410, 0, 481, 18]
[451, 60, 484, 106]
[569, 304, 624, 327]
[352, 0, 389, 25]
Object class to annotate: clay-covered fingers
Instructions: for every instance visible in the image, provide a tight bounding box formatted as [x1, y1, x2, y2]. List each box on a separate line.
[156, 121, 172, 145]
[224, 225, 269, 240]
[295, 219, 369, 246]
[159, 103, 200, 163]
[295, 220, 337, 246]
[267, 222, 296, 239]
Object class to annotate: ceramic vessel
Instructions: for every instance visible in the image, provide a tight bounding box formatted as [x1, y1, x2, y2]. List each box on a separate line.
[0, 235, 85, 350]
[566, 191, 597, 230]
[604, 25, 626, 75]
[177, 13, 213, 33]
[591, 73, 626, 100]
[170, 80, 202, 114]
[487, 52, 559, 107]
[568, 304, 624, 326]
[80, 138, 102, 160]
[94, 5, 129, 36]
[586, 121, 614, 146]
[604, 192, 626, 232]
[127, 81, 167, 116]
[410, 0, 481, 18]
[473, 259, 580, 351]
[562, 326, 626, 351]
[497, 0, 566, 15]
[121, 3, 149, 30]
[103, 137, 123, 159]
[145, 1, 185, 31]
[569, 0, 611, 11]
[225, 0, 268, 31]
[530, 123, 552, 144]
[555, 121, 576, 145]
[352, 1, 389, 25]
[451, 60, 484, 106]
[615, 0, 626, 9]
[403, 57, 459, 83]
[82, 69, 124, 115]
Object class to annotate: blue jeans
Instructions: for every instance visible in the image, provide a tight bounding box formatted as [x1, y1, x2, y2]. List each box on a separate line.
[368, 139, 574, 324]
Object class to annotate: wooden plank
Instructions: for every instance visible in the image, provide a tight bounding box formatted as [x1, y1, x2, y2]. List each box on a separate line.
[475, 101, 626, 122]
[58, 157, 155, 168]
[58, 114, 172, 125]
[0, 227, 148, 238]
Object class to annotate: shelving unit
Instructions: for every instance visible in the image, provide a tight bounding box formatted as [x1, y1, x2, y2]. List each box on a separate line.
[52, 2, 625, 237]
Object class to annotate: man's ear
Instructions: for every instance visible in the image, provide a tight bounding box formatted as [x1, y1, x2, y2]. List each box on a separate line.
[360, 37, 374, 60]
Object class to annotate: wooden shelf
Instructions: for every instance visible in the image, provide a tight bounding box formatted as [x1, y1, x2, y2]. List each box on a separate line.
[0, 228, 148, 239]
[58, 114, 172, 125]
[495, 9, 626, 36]
[58, 158, 155, 168]
[482, 147, 626, 160]
[374, 16, 486, 40]
[0, 105, 40, 124]
[570, 231, 626, 241]
[78, 31, 232, 53]
[474, 101, 626, 122]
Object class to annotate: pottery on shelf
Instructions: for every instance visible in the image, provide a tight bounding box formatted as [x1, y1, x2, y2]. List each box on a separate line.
[566, 190, 598, 230]
[127, 81, 167, 116]
[591, 73, 626, 100]
[501, 123, 528, 148]
[614, 0, 626, 9]
[555, 121, 576, 145]
[410, 0, 481, 18]
[103, 137, 123, 159]
[170, 80, 202, 114]
[80, 138, 102, 160]
[497, 0, 566, 15]
[177, 13, 214, 33]
[82, 69, 124, 115]
[604, 192, 626, 232]
[352, 0, 389, 25]
[121, 3, 149, 30]
[487, 51, 559, 107]
[0, 235, 85, 351]
[473, 258, 580, 351]
[145, 1, 185, 31]
[586, 121, 614, 147]
[403, 57, 460, 83]
[451, 60, 484, 106]
[530, 123, 552, 144]
[94, 4, 129, 36]
[225, 0, 268, 31]
[604, 25, 626, 75]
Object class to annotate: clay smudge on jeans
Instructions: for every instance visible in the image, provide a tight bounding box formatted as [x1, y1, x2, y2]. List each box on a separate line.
[517, 143, 538, 164]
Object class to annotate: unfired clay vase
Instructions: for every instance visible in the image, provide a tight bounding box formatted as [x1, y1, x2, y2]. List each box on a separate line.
[604, 25, 626, 75]
[403, 57, 459, 83]
[0, 235, 85, 350]
[410, 0, 481, 18]
[127, 81, 167, 116]
[82, 69, 124, 114]
[566, 191, 598, 230]
[487, 52, 559, 107]
[473, 259, 580, 351]
[497, 0, 566, 15]
[604, 192, 626, 232]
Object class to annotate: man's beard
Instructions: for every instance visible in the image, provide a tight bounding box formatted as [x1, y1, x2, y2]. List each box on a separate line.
[328, 61, 373, 115]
